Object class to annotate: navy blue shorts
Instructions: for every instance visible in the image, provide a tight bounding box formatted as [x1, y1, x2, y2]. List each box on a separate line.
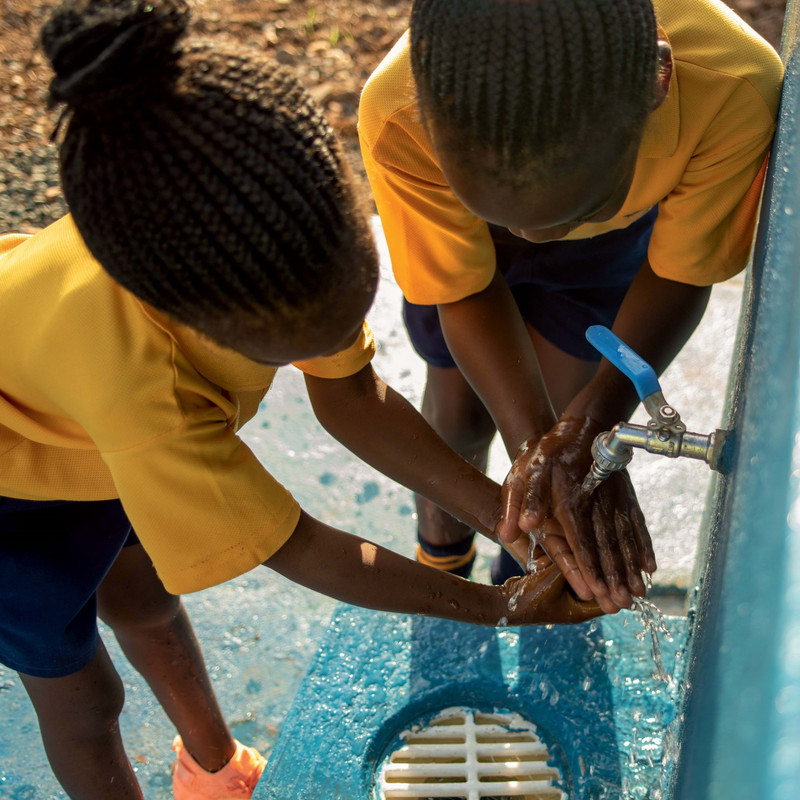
[403, 207, 658, 366]
[0, 497, 137, 678]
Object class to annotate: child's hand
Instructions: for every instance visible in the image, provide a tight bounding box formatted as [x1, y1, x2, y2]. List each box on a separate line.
[496, 416, 656, 614]
[501, 556, 603, 625]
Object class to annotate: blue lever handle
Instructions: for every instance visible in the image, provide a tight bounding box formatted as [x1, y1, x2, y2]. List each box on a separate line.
[585, 325, 661, 401]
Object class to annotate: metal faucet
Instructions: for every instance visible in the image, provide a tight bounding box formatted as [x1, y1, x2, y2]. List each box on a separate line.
[582, 326, 730, 490]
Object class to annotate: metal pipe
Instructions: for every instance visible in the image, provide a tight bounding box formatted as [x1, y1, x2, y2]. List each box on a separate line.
[585, 419, 727, 489]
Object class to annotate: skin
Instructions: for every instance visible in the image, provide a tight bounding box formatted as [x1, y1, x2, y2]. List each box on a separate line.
[226, 282, 600, 626]
[413, 42, 714, 615]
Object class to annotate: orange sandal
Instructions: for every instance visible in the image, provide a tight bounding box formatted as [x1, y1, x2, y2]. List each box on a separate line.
[172, 735, 266, 800]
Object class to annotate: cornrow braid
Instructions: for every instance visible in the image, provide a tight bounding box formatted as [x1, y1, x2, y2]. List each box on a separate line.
[410, 0, 659, 172]
[41, 0, 376, 337]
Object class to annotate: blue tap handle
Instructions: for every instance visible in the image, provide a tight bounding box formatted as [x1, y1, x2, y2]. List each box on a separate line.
[585, 325, 662, 402]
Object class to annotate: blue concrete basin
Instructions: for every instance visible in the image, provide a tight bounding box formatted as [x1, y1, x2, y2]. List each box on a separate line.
[255, 607, 687, 800]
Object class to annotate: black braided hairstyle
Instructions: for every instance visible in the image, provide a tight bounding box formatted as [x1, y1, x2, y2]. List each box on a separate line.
[40, 0, 377, 343]
[410, 0, 659, 180]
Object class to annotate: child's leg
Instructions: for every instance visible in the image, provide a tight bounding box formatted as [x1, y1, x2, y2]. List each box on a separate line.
[18, 640, 144, 800]
[401, 299, 495, 575]
[413, 364, 496, 576]
[96, 541, 236, 773]
[416, 363, 497, 548]
[0, 497, 146, 798]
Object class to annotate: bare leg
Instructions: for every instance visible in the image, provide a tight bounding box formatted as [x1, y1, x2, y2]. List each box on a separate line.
[97, 543, 235, 772]
[416, 364, 498, 548]
[19, 641, 143, 800]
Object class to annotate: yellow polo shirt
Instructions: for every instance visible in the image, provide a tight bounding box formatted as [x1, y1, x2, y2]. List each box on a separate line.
[359, 0, 784, 304]
[0, 215, 376, 594]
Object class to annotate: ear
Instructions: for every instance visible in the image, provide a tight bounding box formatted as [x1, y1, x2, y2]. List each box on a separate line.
[652, 39, 673, 110]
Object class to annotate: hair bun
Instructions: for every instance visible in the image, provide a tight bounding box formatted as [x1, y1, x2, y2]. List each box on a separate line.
[42, 0, 190, 111]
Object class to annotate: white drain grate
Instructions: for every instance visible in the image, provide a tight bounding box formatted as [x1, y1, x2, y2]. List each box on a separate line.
[377, 707, 565, 800]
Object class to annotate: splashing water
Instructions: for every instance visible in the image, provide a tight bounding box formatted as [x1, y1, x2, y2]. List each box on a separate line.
[507, 581, 526, 613]
[526, 532, 541, 573]
[632, 597, 673, 685]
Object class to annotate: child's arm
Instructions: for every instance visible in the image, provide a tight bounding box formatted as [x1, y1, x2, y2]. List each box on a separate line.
[428, 266, 652, 613]
[264, 509, 601, 626]
[500, 259, 710, 609]
[304, 360, 526, 555]
[434, 269, 655, 614]
[567, 259, 712, 427]
[305, 342, 596, 603]
[432, 268, 560, 455]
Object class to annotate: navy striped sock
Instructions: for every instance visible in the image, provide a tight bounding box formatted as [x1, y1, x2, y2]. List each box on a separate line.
[416, 532, 476, 579]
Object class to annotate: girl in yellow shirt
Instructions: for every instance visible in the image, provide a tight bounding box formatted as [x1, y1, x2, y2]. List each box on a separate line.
[0, 1, 601, 799]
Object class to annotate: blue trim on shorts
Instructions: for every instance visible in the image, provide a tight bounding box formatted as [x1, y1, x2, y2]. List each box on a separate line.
[403, 206, 658, 366]
[0, 497, 134, 678]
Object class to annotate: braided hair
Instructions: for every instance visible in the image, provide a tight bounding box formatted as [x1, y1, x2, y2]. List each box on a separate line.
[410, 0, 659, 179]
[41, 0, 377, 342]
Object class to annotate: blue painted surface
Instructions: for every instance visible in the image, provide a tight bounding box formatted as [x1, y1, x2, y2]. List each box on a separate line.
[672, 3, 800, 798]
[255, 607, 688, 800]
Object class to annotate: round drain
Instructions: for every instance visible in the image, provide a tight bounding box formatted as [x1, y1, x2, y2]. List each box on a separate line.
[376, 707, 566, 800]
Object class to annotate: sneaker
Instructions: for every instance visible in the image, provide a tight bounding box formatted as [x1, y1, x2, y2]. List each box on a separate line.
[172, 735, 266, 800]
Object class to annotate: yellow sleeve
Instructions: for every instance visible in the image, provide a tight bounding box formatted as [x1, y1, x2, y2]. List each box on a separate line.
[102, 408, 300, 595]
[359, 67, 496, 305]
[648, 79, 779, 286]
[0, 233, 32, 256]
[649, 130, 774, 286]
[292, 320, 376, 379]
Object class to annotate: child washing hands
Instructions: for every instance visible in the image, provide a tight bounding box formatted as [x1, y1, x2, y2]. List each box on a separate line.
[0, 2, 600, 799]
[359, 0, 783, 613]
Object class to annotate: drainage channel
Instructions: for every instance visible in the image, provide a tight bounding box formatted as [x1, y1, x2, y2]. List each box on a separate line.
[376, 707, 566, 800]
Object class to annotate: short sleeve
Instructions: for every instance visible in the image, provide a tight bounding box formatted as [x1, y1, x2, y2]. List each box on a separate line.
[362, 142, 496, 304]
[102, 409, 300, 595]
[358, 43, 498, 309]
[292, 320, 376, 379]
[648, 71, 778, 286]
[649, 132, 773, 286]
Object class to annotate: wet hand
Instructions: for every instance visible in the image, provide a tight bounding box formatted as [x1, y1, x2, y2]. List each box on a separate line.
[497, 416, 656, 613]
[501, 556, 604, 625]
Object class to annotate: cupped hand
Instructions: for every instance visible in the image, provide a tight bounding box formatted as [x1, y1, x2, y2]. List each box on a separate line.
[501, 556, 604, 625]
[496, 416, 656, 614]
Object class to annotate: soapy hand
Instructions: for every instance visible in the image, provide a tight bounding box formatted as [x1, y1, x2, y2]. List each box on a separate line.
[496, 416, 656, 614]
[501, 554, 603, 625]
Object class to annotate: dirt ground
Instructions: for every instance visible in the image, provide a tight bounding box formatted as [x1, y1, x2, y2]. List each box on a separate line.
[0, 0, 789, 231]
